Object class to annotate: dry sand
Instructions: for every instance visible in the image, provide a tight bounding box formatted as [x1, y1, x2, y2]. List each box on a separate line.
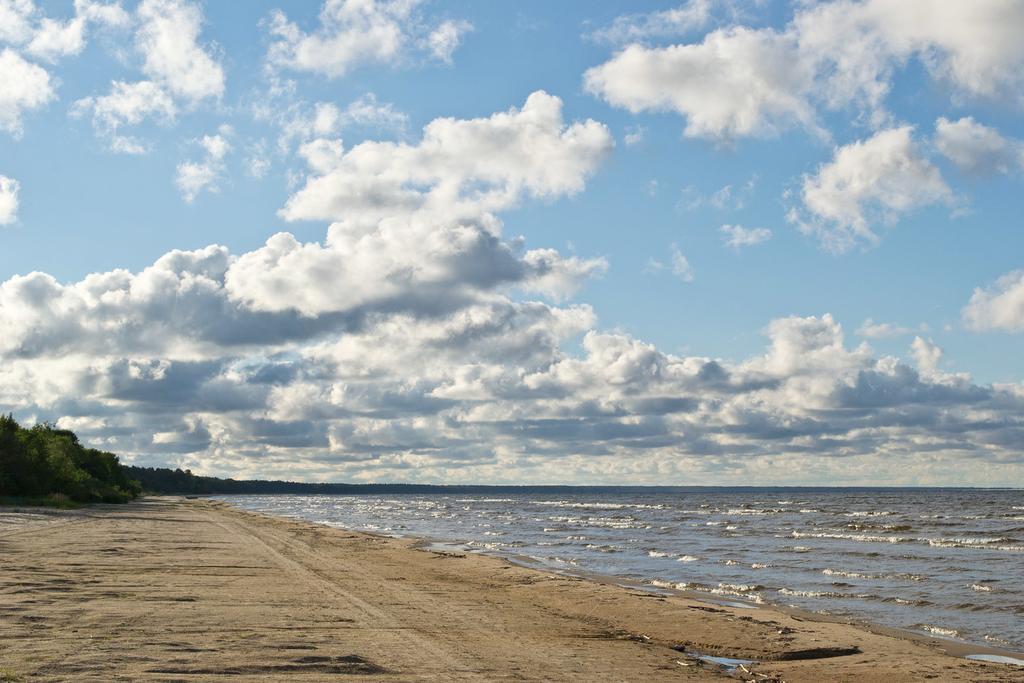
[1, 497, 1021, 682]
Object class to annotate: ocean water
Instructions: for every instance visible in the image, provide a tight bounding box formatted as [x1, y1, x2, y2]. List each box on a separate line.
[219, 488, 1024, 651]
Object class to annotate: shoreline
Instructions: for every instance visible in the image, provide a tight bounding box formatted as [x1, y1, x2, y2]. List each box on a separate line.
[215, 493, 1024, 661]
[1, 496, 1022, 681]
[227, 498, 1024, 664]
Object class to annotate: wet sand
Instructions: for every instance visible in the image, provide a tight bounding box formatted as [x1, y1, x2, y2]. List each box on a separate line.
[0, 497, 1021, 682]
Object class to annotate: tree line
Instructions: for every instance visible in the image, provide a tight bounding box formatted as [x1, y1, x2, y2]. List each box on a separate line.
[0, 414, 142, 504]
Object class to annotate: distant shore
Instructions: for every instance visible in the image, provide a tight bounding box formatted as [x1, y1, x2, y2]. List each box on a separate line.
[1, 498, 1021, 682]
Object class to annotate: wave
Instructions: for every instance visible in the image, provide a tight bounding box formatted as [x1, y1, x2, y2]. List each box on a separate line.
[584, 544, 621, 553]
[792, 530, 1024, 551]
[530, 500, 665, 510]
[791, 531, 910, 544]
[454, 498, 516, 503]
[913, 624, 960, 639]
[822, 568, 925, 582]
[823, 568, 875, 580]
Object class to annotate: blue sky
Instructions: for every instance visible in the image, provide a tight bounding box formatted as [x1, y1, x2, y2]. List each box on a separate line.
[1, 0, 1022, 485]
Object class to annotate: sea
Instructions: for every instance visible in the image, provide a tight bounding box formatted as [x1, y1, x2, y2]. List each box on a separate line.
[219, 487, 1024, 652]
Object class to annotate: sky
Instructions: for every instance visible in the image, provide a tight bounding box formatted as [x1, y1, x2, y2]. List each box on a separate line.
[1, 0, 1023, 486]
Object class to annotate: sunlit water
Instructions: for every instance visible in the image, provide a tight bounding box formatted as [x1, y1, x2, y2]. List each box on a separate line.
[219, 488, 1024, 651]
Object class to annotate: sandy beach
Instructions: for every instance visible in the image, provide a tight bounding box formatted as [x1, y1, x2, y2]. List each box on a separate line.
[1, 498, 1020, 682]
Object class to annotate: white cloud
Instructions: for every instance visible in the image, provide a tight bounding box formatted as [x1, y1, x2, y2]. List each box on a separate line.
[963, 270, 1024, 333]
[175, 126, 232, 202]
[1, 0, 128, 63]
[910, 336, 942, 373]
[795, 0, 1024, 111]
[587, 1, 1024, 141]
[0, 0, 35, 44]
[588, 1, 712, 45]
[25, 15, 87, 61]
[670, 243, 694, 282]
[0, 174, 19, 225]
[274, 93, 408, 154]
[280, 90, 612, 227]
[1, 238, 1017, 483]
[135, 0, 224, 103]
[71, 80, 177, 154]
[426, 19, 472, 64]
[585, 28, 817, 141]
[934, 116, 1024, 175]
[790, 126, 953, 252]
[73, 0, 222, 150]
[720, 224, 771, 248]
[0, 47, 54, 136]
[267, 0, 414, 77]
[623, 126, 646, 146]
[857, 318, 914, 338]
[339, 92, 408, 130]
[267, 0, 469, 77]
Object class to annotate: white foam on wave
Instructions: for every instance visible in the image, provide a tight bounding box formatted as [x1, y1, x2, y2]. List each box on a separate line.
[915, 624, 960, 639]
[454, 498, 516, 503]
[823, 568, 874, 580]
[531, 500, 665, 510]
[965, 654, 1024, 666]
[791, 530, 908, 544]
[678, 555, 699, 562]
[779, 587, 842, 598]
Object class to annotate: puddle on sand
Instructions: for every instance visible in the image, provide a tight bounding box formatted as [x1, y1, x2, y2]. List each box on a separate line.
[690, 653, 757, 670]
[965, 654, 1024, 666]
[712, 600, 759, 610]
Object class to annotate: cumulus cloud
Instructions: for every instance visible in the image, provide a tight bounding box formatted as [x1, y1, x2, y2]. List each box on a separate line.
[0, 174, 19, 224]
[910, 336, 942, 373]
[794, 0, 1024, 111]
[789, 126, 953, 252]
[73, 0, 223, 151]
[586, 1, 1024, 141]
[934, 117, 1024, 176]
[720, 224, 771, 248]
[426, 19, 472, 64]
[0, 0, 128, 63]
[267, 0, 470, 77]
[584, 28, 817, 141]
[1, 242, 1019, 483]
[0, 47, 54, 136]
[24, 1, 128, 62]
[280, 90, 612, 226]
[135, 0, 224, 103]
[71, 80, 177, 154]
[963, 270, 1024, 332]
[175, 126, 232, 202]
